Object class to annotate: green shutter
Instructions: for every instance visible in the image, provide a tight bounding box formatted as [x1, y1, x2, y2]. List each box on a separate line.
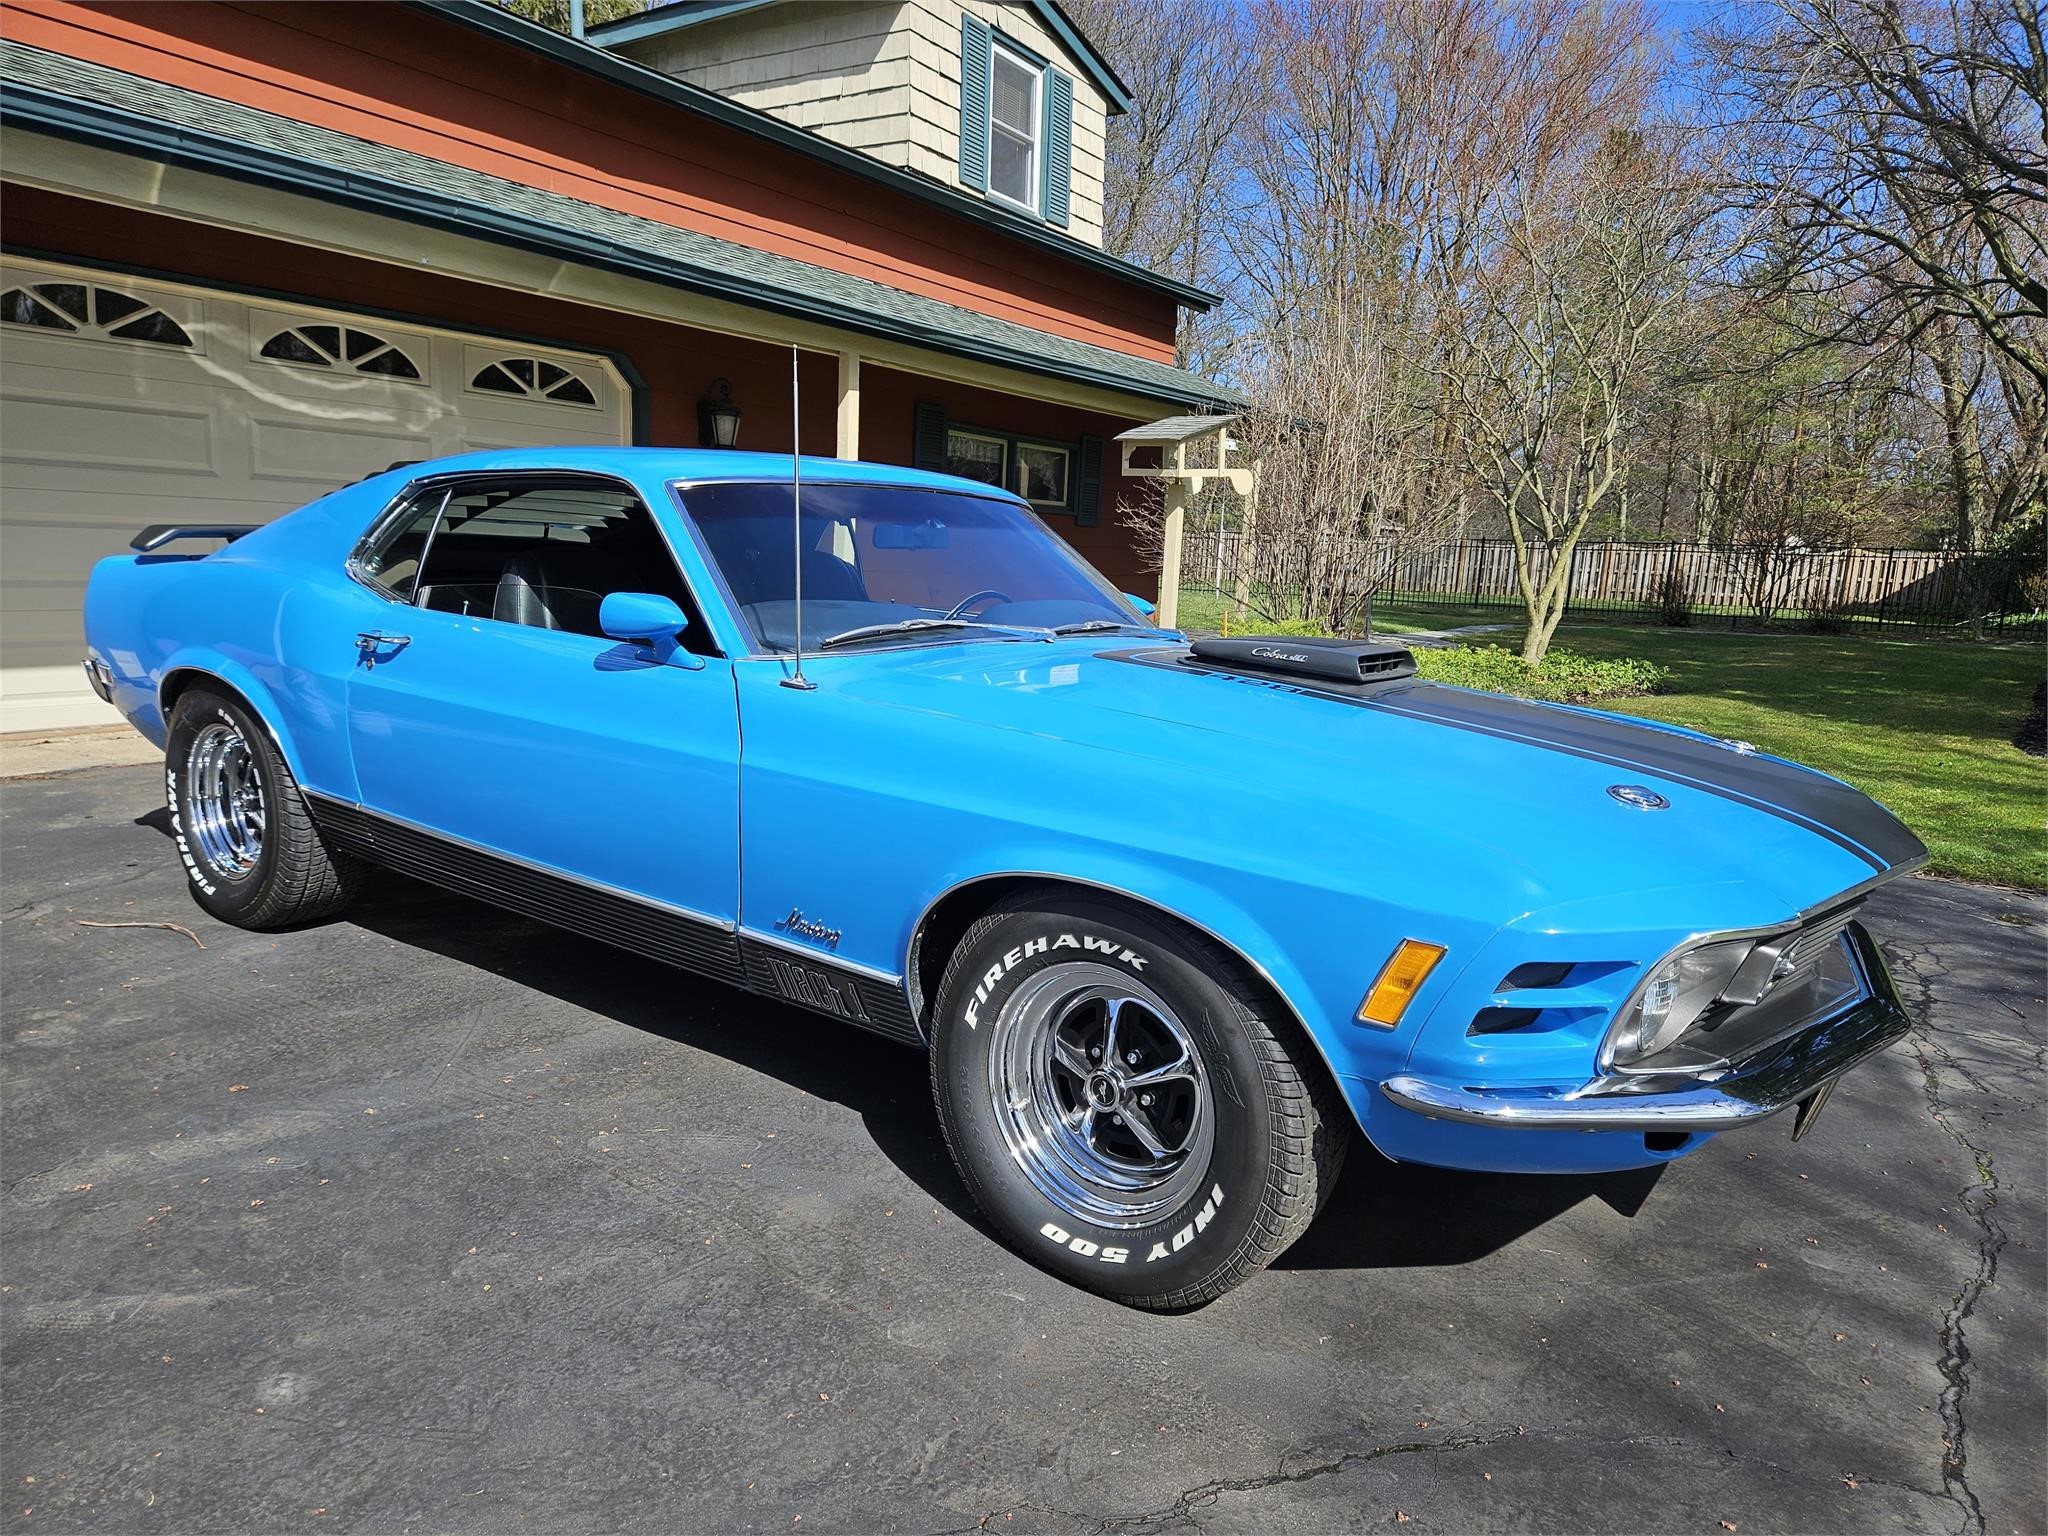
[1074, 433, 1103, 526]
[1042, 70, 1073, 228]
[958, 15, 992, 193]
[914, 401, 949, 473]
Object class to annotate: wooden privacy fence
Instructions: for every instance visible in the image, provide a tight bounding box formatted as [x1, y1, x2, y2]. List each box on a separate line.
[1191, 532, 2043, 637]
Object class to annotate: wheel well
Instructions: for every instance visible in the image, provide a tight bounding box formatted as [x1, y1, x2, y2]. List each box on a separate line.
[159, 667, 237, 717]
[909, 876, 1344, 1106]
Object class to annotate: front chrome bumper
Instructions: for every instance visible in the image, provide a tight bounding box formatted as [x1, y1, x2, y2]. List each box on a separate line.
[1380, 924, 1910, 1133]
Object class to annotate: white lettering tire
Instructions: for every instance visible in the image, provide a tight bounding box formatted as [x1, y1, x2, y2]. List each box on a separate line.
[164, 687, 363, 930]
[930, 890, 1348, 1308]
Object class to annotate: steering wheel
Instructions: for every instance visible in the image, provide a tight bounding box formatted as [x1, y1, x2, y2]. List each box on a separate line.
[943, 589, 1012, 620]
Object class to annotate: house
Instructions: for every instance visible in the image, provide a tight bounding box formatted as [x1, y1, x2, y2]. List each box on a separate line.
[0, 0, 1234, 731]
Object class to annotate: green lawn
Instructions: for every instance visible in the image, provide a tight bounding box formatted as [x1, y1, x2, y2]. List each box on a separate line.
[1543, 627, 2045, 890]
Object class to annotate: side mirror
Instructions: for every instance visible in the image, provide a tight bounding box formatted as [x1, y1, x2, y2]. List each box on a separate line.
[1122, 593, 1157, 618]
[600, 592, 700, 667]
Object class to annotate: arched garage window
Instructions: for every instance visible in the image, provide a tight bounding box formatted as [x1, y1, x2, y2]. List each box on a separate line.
[1, 282, 193, 347]
[469, 357, 598, 407]
[260, 324, 421, 380]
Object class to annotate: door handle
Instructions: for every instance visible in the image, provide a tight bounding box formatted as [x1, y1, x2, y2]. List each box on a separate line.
[356, 631, 411, 668]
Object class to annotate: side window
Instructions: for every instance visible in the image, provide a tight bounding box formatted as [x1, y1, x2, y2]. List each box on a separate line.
[410, 480, 711, 650]
[356, 479, 712, 653]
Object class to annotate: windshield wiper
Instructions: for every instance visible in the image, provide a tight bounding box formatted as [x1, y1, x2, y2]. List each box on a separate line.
[1049, 619, 1160, 636]
[817, 617, 1054, 649]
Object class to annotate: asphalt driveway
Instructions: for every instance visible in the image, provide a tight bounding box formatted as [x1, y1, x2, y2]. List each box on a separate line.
[3, 763, 2042, 1534]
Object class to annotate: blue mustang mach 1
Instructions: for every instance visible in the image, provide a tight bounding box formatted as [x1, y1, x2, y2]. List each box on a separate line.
[84, 447, 1925, 1307]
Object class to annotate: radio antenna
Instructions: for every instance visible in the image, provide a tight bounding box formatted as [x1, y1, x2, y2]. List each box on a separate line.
[781, 343, 815, 692]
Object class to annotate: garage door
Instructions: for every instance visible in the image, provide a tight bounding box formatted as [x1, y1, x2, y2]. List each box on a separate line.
[0, 257, 632, 732]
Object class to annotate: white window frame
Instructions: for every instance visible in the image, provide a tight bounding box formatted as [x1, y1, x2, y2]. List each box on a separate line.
[1011, 441, 1071, 508]
[986, 39, 1043, 215]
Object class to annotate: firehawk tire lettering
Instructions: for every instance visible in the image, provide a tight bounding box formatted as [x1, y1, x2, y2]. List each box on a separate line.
[965, 931, 1151, 1029]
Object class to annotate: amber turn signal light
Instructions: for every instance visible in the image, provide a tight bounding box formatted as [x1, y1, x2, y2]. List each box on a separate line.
[1357, 939, 1448, 1027]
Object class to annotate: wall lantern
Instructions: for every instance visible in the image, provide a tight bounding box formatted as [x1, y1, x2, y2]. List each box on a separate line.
[698, 378, 742, 448]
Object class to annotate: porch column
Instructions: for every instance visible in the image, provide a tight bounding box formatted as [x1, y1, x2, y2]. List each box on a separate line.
[1157, 480, 1189, 629]
[836, 350, 861, 460]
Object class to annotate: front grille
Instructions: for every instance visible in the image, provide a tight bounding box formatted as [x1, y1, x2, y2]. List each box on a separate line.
[1779, 903, 1860, 979]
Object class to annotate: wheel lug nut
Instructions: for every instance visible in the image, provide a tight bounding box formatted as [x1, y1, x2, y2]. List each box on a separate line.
[1140, 1093, 1154, 1106]
[1088, 1048, 1100, 1060]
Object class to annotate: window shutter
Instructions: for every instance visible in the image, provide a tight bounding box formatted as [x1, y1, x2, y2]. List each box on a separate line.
[1074, 433, 1104, 526]
[913, 401, 949, 473]
[1042, 70, 1073, 228]
[958, 14, 992, 193]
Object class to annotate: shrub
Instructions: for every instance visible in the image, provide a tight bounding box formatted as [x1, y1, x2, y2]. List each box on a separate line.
[1415, 644, 1670, 703]
[1648, 568, 1694, 627]
[1801, 582, 1851, 635]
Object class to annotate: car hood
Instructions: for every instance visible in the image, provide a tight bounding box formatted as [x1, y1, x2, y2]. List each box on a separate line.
[820, 639, 1925, 930]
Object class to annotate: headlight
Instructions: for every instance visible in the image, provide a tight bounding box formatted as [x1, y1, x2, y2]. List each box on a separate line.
[1608, 940, 1752, 1064]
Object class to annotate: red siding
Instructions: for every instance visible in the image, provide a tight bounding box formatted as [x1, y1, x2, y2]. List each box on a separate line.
[5, 0, 1182, 363]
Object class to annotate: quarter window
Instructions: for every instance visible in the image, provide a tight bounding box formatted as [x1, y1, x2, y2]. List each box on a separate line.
[260, 324, 421, 379]
[988, 43, 1042, 211]
[1, 282, 194, 347]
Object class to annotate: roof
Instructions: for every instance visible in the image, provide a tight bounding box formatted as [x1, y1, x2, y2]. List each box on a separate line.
[587, 0, 1136, 115]
[371, 444, 1026, 498]
[1115, 414, 1241, 442]
[0, 42, 1242, 412]
[423, 2, 1213, 309]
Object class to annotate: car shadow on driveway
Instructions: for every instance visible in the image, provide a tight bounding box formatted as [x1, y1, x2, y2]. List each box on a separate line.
[130, 807, 1669, 1279]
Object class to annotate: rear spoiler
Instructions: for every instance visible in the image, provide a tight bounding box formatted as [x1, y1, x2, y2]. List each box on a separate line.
[131, 524, 260, 553]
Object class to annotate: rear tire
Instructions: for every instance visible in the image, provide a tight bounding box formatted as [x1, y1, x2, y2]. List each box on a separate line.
[165, 687, 363, 929]
[930, 890, 1347, 1309]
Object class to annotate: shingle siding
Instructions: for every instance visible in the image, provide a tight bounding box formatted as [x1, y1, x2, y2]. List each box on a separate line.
[612, 0, 1108, 247]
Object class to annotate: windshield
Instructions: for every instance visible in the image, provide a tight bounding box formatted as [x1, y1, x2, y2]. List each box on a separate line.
[675, 480, 1151, 652]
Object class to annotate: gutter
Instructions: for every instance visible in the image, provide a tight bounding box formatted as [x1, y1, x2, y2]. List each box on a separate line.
[0, 81, 1241, 412]
[417, 0, 1218, 312]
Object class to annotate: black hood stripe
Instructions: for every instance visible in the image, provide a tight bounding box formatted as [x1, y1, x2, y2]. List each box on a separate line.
[1105, 647, 1927, 873]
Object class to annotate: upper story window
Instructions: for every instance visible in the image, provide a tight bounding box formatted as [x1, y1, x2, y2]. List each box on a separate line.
[959, 16, 1074, 229]
[988, 43, 1042, 213]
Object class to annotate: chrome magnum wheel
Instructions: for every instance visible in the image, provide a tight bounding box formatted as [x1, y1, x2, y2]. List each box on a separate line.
[164, 687, 362, 929]
[183, 721, 267, 882]
[932, 891, 1349, 1309]
[989, 963, 1214, 1229]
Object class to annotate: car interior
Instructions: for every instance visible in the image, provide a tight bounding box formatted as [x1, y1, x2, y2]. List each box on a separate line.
[364, 480, 714, 652]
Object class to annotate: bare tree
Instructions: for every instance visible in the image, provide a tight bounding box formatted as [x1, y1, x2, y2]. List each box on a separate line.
[1442, 126, 1711, 661]
[1706, 0, 2048, 545]
[1061, 0, 1256, 371]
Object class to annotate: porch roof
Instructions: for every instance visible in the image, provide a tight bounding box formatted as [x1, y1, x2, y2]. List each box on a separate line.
[0, 41, 1242, 413]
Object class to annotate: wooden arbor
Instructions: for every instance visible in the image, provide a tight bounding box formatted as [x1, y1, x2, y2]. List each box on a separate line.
[1112, 414, 1255, 629]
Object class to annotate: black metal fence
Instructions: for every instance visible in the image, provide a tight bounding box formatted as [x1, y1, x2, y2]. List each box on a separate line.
[1197, 533, 2044, 639]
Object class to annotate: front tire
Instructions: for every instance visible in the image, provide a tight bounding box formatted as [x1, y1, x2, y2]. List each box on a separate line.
[165, 687, 362, 929]
[931, 891, 1347, 1309]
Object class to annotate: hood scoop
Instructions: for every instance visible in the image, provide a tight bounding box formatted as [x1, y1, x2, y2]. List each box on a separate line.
[1188, 636, 1418, 686]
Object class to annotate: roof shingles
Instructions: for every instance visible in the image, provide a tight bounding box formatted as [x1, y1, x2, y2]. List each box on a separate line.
[0, 40, 1239, 410]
